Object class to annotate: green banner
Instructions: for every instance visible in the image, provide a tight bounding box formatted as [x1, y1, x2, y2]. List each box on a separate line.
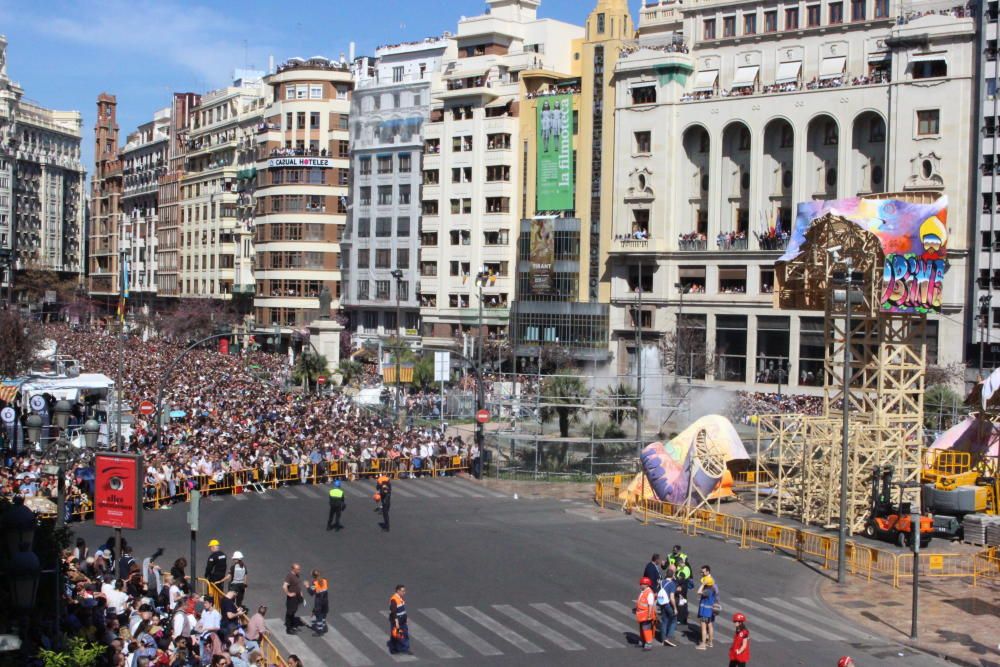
[536, 94, 574, 211]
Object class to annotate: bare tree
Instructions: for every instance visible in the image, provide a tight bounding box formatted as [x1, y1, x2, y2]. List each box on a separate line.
[924, 363, 966, 389]
[659, 326, 713, 381]
[0, 309, 42, 378]
[159, 299, 238, 343]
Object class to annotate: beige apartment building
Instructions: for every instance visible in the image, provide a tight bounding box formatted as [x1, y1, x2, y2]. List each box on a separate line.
[156, 92, 199, 298]
[252, 57, 352, 332]
[180, 71, 265, 306]
[608, 0, 975, 391]
[418, 0, 583, 343]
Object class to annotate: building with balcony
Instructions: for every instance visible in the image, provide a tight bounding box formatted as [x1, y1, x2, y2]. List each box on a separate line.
[156, 92, 200, 298]
[252, 57, 352, 332]
[608, 0, 975, 390]
[343, 37, 455, 343]
[418, 0, 583, 344]
[0, 35, 86, 296]
[120, 106, 170, 303]
[89, 93, 122, 298]
[180, 71, 264, 306]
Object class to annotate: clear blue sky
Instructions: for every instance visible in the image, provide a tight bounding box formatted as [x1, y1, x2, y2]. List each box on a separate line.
[0, 0, 643, 176]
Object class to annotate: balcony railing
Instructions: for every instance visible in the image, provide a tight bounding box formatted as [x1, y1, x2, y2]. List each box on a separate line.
[678, 237, 708, 251]
[756, 236, 790, 251]
[716, 236, 748, 251]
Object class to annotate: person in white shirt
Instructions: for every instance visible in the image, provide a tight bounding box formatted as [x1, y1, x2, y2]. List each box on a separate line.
[105, 580, 129, 619]
[195, 597, 221, 634]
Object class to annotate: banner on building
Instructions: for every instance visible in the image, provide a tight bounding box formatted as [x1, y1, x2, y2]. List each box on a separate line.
[267, 157, 332, 168]
[529, 216, 556, 294]
[780, 195, 948, 314]
[535, 93, 574, 211]
[94, 452, 143, 530]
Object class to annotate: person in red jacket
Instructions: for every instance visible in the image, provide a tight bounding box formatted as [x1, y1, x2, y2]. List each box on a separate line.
[634, 577, 657, 651]
[729, 612, 750, 666]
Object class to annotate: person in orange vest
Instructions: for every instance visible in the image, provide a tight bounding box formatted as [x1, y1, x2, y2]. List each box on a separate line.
[729, 612, 750, 666]
[387, 584, 411, 655]
[377, 474, 392, 532]
[307, 569, 329, 635]
[634, 576, 657, 651]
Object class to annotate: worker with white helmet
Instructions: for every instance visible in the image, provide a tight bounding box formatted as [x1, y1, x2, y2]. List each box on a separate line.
[228, 550, 248, 607]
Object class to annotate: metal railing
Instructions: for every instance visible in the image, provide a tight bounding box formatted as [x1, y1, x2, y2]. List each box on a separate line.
[198, 579, 288, 667]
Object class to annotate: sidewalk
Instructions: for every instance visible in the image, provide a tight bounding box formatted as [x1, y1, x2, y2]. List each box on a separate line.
[821, 573, 1000, 667]
[469, 475, 595, 501]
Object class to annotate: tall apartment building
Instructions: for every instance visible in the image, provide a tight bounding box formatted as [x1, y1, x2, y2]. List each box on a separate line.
[252, 57, 352, 333]
[89, 94, 123, 299]
[418, 0, 583, 343]
[120, 107, 170, 304]
[343, 37, 455, 342]
[0, 35, 86, 294]
[509, 0, 632, 363]
[180, 71, 264, 306]
[607, 0, 975, 391]
[156, 92, 200, 298]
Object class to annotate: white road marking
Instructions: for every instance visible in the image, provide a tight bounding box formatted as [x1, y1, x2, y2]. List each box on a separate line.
[529, 603, 623, 649]
[729, 598, 816, 641]
[455, 606, 544, 653]
[379, 610, 462, 659]
[492, 604, 584, 651]
[564, 602, 633, 635]
[341, 612, 416, 662]
[420, 608, 503, 656]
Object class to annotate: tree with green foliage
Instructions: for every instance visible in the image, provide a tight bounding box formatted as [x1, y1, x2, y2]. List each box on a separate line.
[337, 359, 364, 387]
[38, 637, 106, 667]
[293, 351, 329, 390]
[598, 383, 639, 425]
[412, 353, 435, 389]
[540, 372, 589, 437]
[924, 383, 964, 430]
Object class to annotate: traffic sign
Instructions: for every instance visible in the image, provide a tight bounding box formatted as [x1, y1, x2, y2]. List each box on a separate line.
[138, 400, 155, 416]
[476, 409, 490, 424]
[317, 376, 327, 385]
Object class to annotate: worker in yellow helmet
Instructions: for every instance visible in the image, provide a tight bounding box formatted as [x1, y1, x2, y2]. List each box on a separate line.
[204, 539, 228, 590]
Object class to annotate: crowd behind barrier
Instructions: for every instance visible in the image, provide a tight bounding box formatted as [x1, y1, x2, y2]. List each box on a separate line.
[595, 474, 1000, 589]
[1, 324, 479, 521]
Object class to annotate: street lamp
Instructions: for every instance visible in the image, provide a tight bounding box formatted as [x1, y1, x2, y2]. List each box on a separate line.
[474, 270, 490, 459]
[390, 269, 404, 420]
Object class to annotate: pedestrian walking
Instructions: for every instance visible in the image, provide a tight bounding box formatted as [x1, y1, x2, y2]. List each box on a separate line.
[633, 577, 657, 651]
[328, 480, 346, 531]
[282, 563, 304, 634]
[307, 569, 329, 634]
[643, 554, 663, 592]
[204, 539, 228, 590]
[228, 551, 248, 607]
[387, 584, 411, 655]
[729, 613, 751, 666]
[655, 571, 678, 647]
[696, 565, 719, 650]
[377, 475, 392, 532]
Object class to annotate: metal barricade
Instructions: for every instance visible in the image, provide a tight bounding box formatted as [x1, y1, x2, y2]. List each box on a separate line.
[896, 551, 977, 587]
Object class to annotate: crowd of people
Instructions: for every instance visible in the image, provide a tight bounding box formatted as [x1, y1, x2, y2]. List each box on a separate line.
[729, 391, 826, 425]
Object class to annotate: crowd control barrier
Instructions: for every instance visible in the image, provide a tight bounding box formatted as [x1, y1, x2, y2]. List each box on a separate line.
[199, 578, 288, 667]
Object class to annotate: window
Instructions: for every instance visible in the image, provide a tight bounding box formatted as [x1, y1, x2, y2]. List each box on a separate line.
[375, 217, 393, 237]
[358, 250, 370, 269]
[703, 18, 717, 40]
[393, 66, 404, 83]
[912, 58, 947, 79]
[377, 186, 393, 206]
[829, 2, 843, 23]
[375, 249, 392, 268]
[744, 13, 757, 34]
[486, 165, 510, 182]
[723, 15, 736, 37]
[807, 4, 821, 25]
[485, 197, 510, 213]
[917, 109, 940, 136]
[309, 85, 323, 99]
[338, 140, 349, 158]
[874, 0, 889, 17]
[338, 114, 350, 130]
[422, 200, 439, 215]
[851, 0, 866, 20]
[452, 167, 472, 183]
[635, 131, 651, 153]
[421, 232, 438, 246]
[399, 185, 411, 205]
[397, 217, 410, 237]
[398, 154, 411, 173]
[785, 7, 799, 28]
[310, 112, 320, 129]
[631, 86, 656, 105]
[487, 133, 511, 150]
[764, 10, 777, 32]
[597, 12, 606, 33]
[296, 111, 306, 128]
[285, 85, 296, 100]
[375, 281, 391, 300]
[396, 248, 409, 269]
[359, 187, 371, 206]
[378, 156, 393, 174]
[450, 198, 472, 214]
[423, 169, 439, 185]
[398, 281, 409, 301]
[452, 135, 473, 152]
[824, 121, 839, 145]
[357, 280, 369, 300]
[359, 157, 371, 176]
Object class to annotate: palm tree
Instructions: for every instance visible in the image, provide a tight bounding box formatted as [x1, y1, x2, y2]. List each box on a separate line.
[540, 372, 589, 437]
[411, 353, 436, 390]
[598, 383, 639, 425]
[337, 359, 363, 387]
[293, 351, 329, 390]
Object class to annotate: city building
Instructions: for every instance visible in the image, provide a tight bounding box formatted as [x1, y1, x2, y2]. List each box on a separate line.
[342, 36, 455, 343]
[252, 56, 353, 333]
[156, 92, 200, 298]
[180, 71, 265, 307]
[0, 35, 86, 296]
[418, 0, 583, 345]
[89, 93, 123, 300]
[607, 0, 975, 391]
[509, 0, 633, 364]
[120, 106, 170, 306]
[972, 0, 1000, 374]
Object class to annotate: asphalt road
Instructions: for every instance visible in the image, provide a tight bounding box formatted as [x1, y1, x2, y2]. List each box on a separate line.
[77, 477, 949, 667]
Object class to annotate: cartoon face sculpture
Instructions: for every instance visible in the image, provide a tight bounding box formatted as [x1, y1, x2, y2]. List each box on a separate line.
[919, 215, 947, 259]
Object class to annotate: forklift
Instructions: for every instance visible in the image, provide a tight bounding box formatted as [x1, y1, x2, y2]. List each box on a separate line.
[862, 465, 933, 548]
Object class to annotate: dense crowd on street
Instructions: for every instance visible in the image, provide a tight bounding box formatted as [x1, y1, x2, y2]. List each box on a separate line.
[729, 391, 826, 424]
[0, 324, 478, 515]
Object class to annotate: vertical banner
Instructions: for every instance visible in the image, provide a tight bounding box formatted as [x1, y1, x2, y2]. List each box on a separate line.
[219, 338, 229, 355]
[94, 452, 143, 530]
[536, 93, 574, 211]
[529, 217, 555, 294]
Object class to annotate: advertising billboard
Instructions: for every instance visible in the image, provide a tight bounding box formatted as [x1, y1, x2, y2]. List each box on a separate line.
[780, 195, 948, 314]
[94, 452, 143, 530]
[529, 217, 555, 294]
[536, 94, 574, 211]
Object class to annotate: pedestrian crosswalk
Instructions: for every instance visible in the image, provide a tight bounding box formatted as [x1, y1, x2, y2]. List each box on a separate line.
[265, 596, 863, 665]
[226, 476, 511, 503]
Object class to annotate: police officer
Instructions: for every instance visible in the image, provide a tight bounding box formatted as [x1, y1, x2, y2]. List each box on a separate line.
[387, 584, 410, 655]
[204, 539, 228, 590]
[667, 544, 688, 569]
[328, 480, 346, 531]
[377, 475, 392, 532]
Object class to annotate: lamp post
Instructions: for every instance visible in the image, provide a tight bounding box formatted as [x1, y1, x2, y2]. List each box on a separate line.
[831, 257, 859, 583]
[674, 282, 688, 384]
[391, 269, 404, 420]
[3, 498, 40, 634]
[979, 294, 992, 378]
[474, 270, 490, 460]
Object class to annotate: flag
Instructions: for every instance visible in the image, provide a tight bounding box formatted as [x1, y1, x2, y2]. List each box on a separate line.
[118, 256, 130, 323]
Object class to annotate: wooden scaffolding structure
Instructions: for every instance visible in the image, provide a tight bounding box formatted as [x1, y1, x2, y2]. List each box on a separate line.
[755, 210, 927, 532]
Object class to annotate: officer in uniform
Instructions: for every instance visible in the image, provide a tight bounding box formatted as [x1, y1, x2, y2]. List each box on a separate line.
[204, 539, 228, 590]
[387, 584, 410, 655]
[667, 544, 688, 570]
[377, 475, 392, 532]
[328, 480, 346, 531]
[307, 569, 329, 634]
